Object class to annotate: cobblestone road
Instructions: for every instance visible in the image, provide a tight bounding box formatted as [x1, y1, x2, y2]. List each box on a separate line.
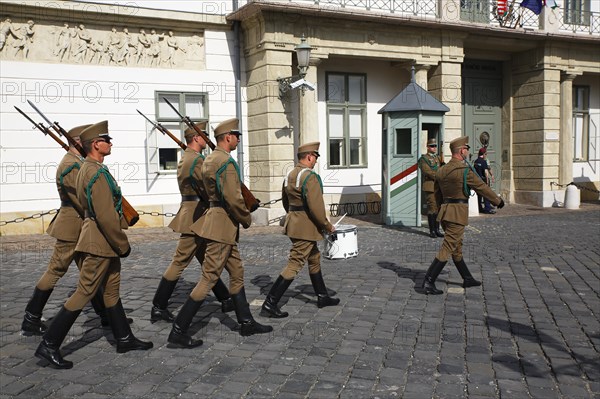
[1, 204, 599, 398]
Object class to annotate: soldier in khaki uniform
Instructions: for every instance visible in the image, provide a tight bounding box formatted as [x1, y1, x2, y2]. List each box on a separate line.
[421, 136, 505, 295]
[150, 122, 233, 323]
[261, 142, 339, 319]
[168, 118, 272, 348]
[21, 124, 113, 335]
[35, 121, 152, 369]
[418, 138, 444, 238]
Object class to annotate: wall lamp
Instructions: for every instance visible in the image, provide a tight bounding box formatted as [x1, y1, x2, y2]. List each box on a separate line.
[277, 35, 313, 99]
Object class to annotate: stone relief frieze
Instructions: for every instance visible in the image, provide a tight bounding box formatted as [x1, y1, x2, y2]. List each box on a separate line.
[0, 17, 204, 70]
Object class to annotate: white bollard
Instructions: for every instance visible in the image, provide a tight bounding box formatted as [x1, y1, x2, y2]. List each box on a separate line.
[564, 185, 580, 209]
[469, 190, 479, 217]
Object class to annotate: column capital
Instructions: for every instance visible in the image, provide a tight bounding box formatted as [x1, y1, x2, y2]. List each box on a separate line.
[561, 70, 582, 82]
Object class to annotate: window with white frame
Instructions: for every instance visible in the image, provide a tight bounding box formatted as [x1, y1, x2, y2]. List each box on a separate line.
[146, 92, 208, 173]
[573, 85, 590, 161]
[564, 0, 590, 26]
[326, 73, 367, 168]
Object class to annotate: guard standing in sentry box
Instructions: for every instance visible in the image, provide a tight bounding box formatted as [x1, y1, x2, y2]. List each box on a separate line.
[261, 142, 340, 319]
[418, 138, 444, 238]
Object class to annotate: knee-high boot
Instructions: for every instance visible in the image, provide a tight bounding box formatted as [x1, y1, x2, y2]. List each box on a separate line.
[92, 286, 132, 327]
[105, 299, 153, 353]
[454, 258, 481, 288]
[34, 306, 81, 369]
[211, 278, 235, 313]
[168, 297, 204, 348]
[427, 214, 436, 238]
[421, 258, 447, 295]
[151, 277, 178, 322]
[434, 214, 444, 237]
[232, 288, 273, 336]
[309, 271, 340, 308]
[22, 287, 53, 336]
[260, 275, 293, 318]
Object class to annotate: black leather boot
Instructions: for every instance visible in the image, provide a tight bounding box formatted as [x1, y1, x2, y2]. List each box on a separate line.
[260, 275, 293, 318]
[212, 278, 235, 313]
[34, 306, 81, 369]
[421, 258, 447, 295]
[106, 299, 153, 353]
[434, 214, 444, 237]
[22, 287, 52, 336]
[168, 297, 204, 348]
[232, 288, 273, 336]
[150, 277, 178, 322]
[454, 258, 481, 288]
[309, 271, 340, 308]
[92, 286, 132, 327]
[427, 214, 437, 238]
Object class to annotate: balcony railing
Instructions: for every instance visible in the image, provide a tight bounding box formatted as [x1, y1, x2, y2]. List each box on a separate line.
[241, 0, 599, 36]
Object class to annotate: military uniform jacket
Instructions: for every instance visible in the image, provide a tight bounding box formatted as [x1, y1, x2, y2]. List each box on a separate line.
[282, 163, 333, 241]
[75, 158, 130, 257]
[418, 153, 442, 193]
[47, 152, 84, 242]
[191, 147, 251, 245]
[168, 148, 208, 234]
[434, 158, 502, 226]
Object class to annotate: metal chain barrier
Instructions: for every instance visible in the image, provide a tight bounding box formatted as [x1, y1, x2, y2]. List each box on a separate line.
[136, 210, 178, 218]
[329, 201, 381, 217]
[0, 209, 58, 226]
[259, 198, 283, 207]
[550, 181, 600, 194]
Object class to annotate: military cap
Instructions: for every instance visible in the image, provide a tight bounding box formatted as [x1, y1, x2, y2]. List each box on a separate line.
[67, 124, 92, 139]
[213, 118, 240, 138]
[298, 141, 320, 154]
[80, 120, 111, 143]
[449, 136, 469, 152]
[184, 122, 207, 140]
[427, 138, 437, 146]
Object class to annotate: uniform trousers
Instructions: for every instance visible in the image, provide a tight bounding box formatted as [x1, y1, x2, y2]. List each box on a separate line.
[435, 221, 465, 262]
[64, 254, 121, 311]
[281, 238, 321, 280]
[190, 239, 244, 301]
[424, 191, 438, 214]
[36, 239, 83, 291]
[163, 234, 207, 281]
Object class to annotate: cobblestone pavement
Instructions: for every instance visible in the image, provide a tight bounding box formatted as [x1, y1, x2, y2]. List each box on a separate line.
[1, 203, 599, 398]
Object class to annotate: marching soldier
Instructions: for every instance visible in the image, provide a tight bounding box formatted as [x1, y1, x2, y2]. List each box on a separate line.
[418, 138, 444, 238]
[35, 121, 152, 369]
[150, 122, 234, 323]
[261, 142, 339, 319]
[168, 118, 272, 348]
[21, 124, 111, 335]
[421, 136, 504, 295]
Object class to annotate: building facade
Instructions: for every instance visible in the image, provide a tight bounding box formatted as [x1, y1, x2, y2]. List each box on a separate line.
[1, 0, 599, 234]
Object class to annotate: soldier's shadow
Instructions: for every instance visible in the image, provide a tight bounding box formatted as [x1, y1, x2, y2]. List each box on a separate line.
[377, 261, 446, 294]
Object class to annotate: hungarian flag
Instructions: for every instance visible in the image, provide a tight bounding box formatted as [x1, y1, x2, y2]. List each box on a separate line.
[520, 0, 543, 14]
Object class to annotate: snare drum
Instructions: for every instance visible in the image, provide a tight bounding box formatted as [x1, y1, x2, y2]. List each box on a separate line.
[324, 224, 358, 260]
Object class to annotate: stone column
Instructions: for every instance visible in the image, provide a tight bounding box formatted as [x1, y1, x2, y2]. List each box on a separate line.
[414, 64, 430, 89]
[299, 57, 322, 145]
[559, 73, 578, 185]
[429, 61, 463, 157]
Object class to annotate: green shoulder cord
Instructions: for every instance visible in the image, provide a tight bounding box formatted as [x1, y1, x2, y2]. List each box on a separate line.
[189, 154, 205, 196]
[301, 171, 323, 207]
[85, 167, 123, 218]
[215, 157, 241, 204]
[420, 154, 438, 171]
[59, 162, 80, 197]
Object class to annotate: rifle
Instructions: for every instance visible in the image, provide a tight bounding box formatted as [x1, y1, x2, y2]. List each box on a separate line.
[14, 106, 70, 151]
[26, 101, 139, 226]
[438, 140, 445, 165]
[137, 110, 186, 150]
[162, 98, 261, 212]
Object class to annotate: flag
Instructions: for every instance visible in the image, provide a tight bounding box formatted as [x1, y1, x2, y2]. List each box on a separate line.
[544, 0, 559, 9]
[520, 0, 543, 14]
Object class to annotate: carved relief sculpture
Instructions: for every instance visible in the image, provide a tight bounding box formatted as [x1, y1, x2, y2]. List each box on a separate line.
[12, 20, 34, 58]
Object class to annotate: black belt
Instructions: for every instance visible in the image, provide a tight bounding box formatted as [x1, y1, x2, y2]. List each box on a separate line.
[209, 201, 223, 208]
[60, 200, 73, 207]
[444, 199, 469, 204]
[181, 195, 200, 202]
[288, 205, 305, 212]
